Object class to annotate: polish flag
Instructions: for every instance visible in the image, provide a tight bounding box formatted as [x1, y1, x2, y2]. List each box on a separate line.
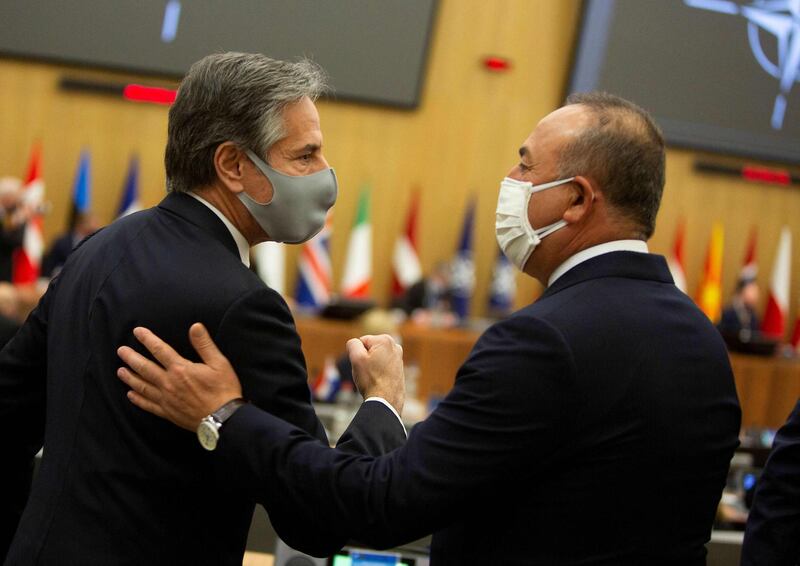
[762, 227, 792, 339]
[391, 191, 422, 297]
[12, 146, 45, 284]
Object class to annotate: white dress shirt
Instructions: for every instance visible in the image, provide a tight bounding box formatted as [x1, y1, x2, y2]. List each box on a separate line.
[548, 240, 649, 287]
[189, 191, 407, 436]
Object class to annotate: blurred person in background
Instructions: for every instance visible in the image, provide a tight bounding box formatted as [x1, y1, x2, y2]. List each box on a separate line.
[0, 282, 20, 348]
[718, 273, 761, 344]
[41, 211, 100, 278]
[0, 177, 27, 282]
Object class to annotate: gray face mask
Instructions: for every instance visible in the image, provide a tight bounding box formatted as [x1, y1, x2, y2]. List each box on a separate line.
[239, 149, 337, 244]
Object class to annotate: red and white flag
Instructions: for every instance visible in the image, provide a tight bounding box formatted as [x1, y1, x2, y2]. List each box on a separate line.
[12, 146, 45, 284]
[391, 192, 422, 298]
[667, 220, 687, 293]
[762, 226, 792, 339]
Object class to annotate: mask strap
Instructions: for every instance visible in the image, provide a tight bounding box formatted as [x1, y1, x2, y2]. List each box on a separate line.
[535, 219, 568, 239]
[530, 177, 575, 194]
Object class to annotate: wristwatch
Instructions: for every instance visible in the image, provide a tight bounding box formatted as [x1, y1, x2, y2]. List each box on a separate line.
[196, 398, 247, 451]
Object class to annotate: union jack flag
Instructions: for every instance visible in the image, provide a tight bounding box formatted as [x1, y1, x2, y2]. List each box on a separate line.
[295, 213, 332, 310]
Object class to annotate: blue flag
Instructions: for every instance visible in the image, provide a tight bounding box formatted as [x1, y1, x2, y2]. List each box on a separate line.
[450, 199, 476, 321]
[116, 156, 142, 219]
[488, 248, 516, 316]
[69, 151, 91, 229]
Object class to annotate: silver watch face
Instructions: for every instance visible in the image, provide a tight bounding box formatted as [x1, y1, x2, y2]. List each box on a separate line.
[197, 418, 220, 451]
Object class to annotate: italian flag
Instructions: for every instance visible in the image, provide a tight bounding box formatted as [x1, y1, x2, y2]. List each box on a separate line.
[340, 189, 371, 299]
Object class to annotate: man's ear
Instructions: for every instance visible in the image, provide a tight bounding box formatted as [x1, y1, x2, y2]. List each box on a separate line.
[563, 175, 597, 224]
[213, 142, 246, 194]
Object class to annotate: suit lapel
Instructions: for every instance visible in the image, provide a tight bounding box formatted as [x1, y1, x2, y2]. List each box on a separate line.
[157, 192, 240, 259]
[540, 251, 675, 300]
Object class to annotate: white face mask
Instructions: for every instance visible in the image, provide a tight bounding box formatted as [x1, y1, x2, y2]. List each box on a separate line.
[495, 176, 574, 270]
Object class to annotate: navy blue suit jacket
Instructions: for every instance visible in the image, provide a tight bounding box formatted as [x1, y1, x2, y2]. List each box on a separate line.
[742, 398, 800, 565]
[213, 251, 741, 565]
[0, 193, 405, 565]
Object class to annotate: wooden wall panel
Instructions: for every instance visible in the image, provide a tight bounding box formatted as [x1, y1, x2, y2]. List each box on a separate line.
[1, 0, 800, 327]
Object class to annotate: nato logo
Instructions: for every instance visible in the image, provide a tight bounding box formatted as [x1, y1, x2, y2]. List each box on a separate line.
[685, 0, 799, 130]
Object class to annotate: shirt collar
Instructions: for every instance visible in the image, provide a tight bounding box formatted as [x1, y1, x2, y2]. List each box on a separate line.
[188, 192, 251, 267]
[548, 240, 649, 287]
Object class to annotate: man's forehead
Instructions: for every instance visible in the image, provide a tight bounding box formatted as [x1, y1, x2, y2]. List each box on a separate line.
[519, 105, 592, 156]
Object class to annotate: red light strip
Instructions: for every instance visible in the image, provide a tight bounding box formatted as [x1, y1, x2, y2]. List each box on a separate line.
[123, 84, 177, 105]
[742, 166, 791, 185]
[483, 56, 511, 71]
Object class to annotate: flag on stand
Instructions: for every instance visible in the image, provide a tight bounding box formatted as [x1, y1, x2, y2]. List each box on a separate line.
[116, 156, 142, 219]
[311, 357, 341, 402]
[488, 247, 516, 316]
[450, 199, 476, 321]
[762, 226, 792, 339]
[253, 241, 285, 296]
[740, 227, 758, 281]
[391, 191, 422, 298]
[69, 151, 91, 229]
[295, 213, 332, 310]
[12, 145, 45, 284]
[696, 222, 724, 322]
[340, 189, 371, 299]
[667, 220, 687, 293]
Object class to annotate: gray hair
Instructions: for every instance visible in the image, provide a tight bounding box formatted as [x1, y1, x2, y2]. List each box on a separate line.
[558, 92, 665, 239]
[165, 52, 329, 193]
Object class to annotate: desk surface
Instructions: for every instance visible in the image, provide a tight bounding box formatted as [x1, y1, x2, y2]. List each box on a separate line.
[294, 315, 800, 430]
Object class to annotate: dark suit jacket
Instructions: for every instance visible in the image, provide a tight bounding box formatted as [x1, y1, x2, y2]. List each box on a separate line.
[40, 232, 79, 278]
[742, 398, 800, 565]
[212, 251, 741, 565]
[0, 192, 405, 565]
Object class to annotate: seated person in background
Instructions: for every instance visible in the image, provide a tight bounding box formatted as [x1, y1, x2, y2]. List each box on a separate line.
[398, 261, 457, 326]
[718, 274, 762, 344]
[41, 211, 100, 278]
[0, 282, 20, 348]
[0, 177, 27, 283]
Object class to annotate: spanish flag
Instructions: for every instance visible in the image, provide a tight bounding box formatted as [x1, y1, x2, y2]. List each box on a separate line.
[696, 222, 724, 322]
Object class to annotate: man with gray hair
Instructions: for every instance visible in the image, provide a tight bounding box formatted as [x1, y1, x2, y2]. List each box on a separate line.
[117, 92, 741, 564]
[0, 52, 405, 565]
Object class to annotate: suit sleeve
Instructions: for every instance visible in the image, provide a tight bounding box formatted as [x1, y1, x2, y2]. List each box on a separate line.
[742, 399, 800, 566]
[214, 314, 576, 555]
[0, 278, 55, 559]
[212, 287, 327, 443]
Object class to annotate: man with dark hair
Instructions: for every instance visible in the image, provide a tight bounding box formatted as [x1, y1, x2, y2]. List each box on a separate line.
[118, 93, 741, 564]
[0, 52, 405, 565]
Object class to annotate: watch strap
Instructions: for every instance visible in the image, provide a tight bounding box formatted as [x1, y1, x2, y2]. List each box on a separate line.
[211, 397, 247, 425]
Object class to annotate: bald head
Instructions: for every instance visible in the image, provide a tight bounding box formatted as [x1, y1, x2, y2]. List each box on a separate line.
[556, 92, 665, 239]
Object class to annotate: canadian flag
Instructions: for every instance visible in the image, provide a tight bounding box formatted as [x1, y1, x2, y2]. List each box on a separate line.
[391, 192, 422, 297]
[12, 146, 45, 284]
[762, 226, 792, 339]
[667, 220, 687, 293]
